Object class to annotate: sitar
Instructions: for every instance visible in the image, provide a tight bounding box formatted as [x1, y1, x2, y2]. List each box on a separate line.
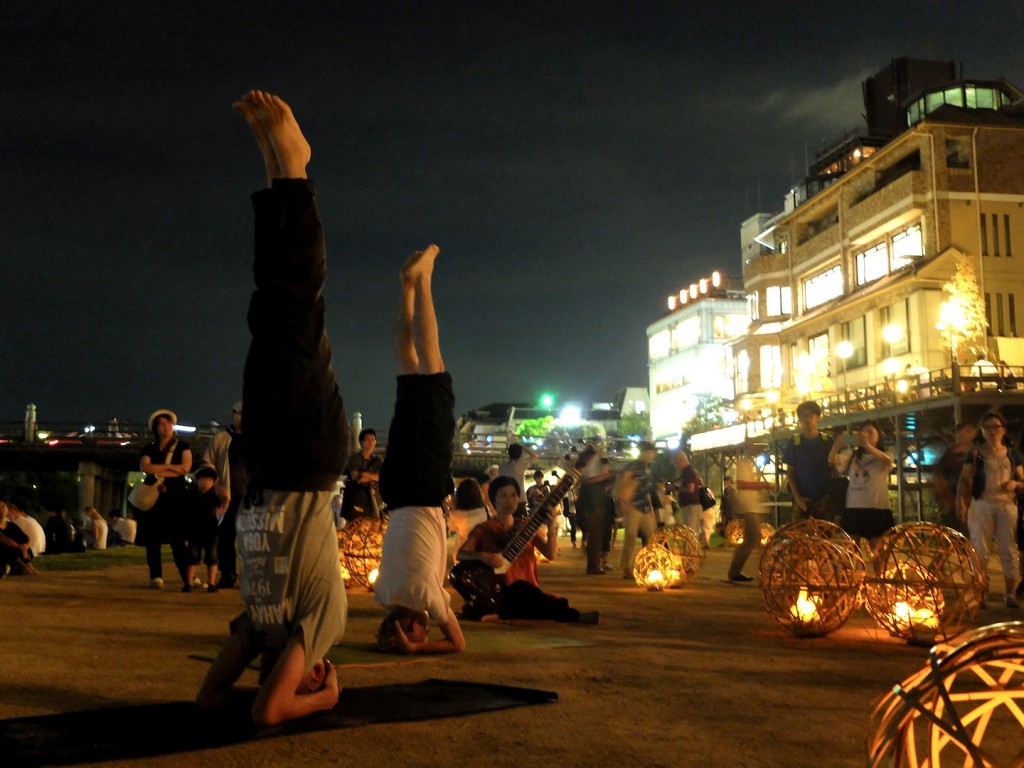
[449, 446, 595, 617]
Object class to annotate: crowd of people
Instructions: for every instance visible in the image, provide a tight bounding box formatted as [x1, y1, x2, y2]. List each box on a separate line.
[7, 89, 1024, 730]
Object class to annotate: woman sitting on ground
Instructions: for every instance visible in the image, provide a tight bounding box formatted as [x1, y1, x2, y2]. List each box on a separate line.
[0, 501, 37, 576]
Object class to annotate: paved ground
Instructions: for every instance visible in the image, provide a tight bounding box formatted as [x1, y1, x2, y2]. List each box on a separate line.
[2, 537, 1016, 767]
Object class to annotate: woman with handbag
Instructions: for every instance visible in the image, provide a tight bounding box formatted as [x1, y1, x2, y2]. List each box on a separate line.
[828, 420, 894, 549]
[137, 409, 192, 588]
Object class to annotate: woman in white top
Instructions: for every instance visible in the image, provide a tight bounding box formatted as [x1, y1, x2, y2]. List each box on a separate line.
[448, 478, 489, 560]
[83, 507, 108, 550]
[829, 420, 894, 545]
[957, 410, 1023, 608]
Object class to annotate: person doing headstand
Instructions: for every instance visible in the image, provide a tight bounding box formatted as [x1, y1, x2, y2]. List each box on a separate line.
[372, 245, 466, 655]
[197, 91, 347, 726]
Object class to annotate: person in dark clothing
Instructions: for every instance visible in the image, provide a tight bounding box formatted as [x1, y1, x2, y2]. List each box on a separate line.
[138, 409, 192, 589]
[197, 90, 347, 727]
[202, 402, 246, 588]
[43, 509, 74, 554]
[183, 466, 221, 593]
[340, 428, 382, 520]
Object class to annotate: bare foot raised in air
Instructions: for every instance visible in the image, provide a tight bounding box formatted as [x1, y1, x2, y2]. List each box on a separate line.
[233, 91, 281, 186]
[402, 244, 439, 286]
[246, 91, 311, 180]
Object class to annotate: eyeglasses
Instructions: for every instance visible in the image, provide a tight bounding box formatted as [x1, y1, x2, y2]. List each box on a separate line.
[982, 422, 1005, 431]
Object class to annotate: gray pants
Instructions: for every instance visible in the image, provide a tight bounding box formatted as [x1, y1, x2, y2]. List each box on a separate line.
[728, 511, 767, 579]
[620, 506, 657, 578]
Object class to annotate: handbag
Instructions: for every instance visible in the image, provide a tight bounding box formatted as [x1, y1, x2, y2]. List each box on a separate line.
[698, 485, 717, 511]
[128, 481, 161, 511]
[129, 440, 178, 511]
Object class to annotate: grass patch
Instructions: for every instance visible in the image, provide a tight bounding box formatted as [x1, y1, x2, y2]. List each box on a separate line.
[33, 546, 148, 572]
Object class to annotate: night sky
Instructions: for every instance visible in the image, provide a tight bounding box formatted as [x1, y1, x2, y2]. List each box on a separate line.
[3, 1, 1023, 431]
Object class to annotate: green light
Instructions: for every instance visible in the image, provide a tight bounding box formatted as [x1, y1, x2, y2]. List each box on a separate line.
[540, 393, 555, 409]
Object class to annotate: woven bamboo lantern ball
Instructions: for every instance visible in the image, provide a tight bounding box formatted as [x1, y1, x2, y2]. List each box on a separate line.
[759, 535, 866, 637]
[724, 519, 775, 547]
[867, 621, 1024, 767]
[649, 525, 704, 583]
[336, 530, 352, 586]
[724, 519, 744, 545]
[632, 543, 682, 590]
[864, 523, 985, 646]
[760, 518, 858, 579]
[339, 516, 389, 590]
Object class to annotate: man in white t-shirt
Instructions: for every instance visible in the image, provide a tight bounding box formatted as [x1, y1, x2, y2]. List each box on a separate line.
[8, 504, 46, 557]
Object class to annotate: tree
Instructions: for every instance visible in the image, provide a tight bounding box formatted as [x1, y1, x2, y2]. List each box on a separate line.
[516, 415, 555, 438]
[682, 392, 727, 436]
[617, 411, 650, 440]
[937, 254, 987, 362]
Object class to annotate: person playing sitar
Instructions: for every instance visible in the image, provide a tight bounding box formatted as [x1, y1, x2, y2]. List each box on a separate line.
[454, 474, 599, 624]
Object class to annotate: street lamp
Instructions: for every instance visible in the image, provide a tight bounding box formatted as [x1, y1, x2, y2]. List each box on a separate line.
[836, 340, 854, 418]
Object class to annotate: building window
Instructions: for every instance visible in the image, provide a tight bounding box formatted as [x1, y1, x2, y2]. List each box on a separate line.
[891, 223, 924, 268]
[747, 292, 759, 322]
[997, 293, 1005, 336]
[765, 285, 792, 317]
[985, 293, 992, 332]
[760, 344, 782, 389]
[1010, 294, 1017, 336]
[671, 316, 700, 350]
[803, 265, 843, 311]
[649, 330, 670, 360]
[856, 242, 888, 286]
[840, 317, 868, 369]
[993, 214, 1001, 257]
[881, 300, 911, 357]
[736, 349, 750, 395]
[808, 333, 830, 382]
[1006, 215, 1013, 258]
[946, 139, 970, 168]
[981, 214, 989, 257]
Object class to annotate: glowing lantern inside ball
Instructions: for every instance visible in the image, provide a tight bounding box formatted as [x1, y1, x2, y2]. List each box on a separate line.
[632, 543, 680, 590]
[864, 523, 984, 645]
[648, 525, 704, 585]
[760, 535, 865, 637]
[724, 519, 744, 545]
[789, 587, 821, 624]
[338, 516, 388, 590]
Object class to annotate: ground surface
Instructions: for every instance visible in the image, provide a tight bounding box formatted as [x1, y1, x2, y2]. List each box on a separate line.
[1, 537, 1016, 767]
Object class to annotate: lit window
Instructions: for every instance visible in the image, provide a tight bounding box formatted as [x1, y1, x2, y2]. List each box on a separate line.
[891, 224, 923, 268]
[765, 285, 792, 317]
[760, 345, 782, 389]
[747, 292, 759, 322]
[804, 265, 843, 310]
[671, 316, 700, 350]
[649, 330, 670, 359]
[736, 350, 750, 394]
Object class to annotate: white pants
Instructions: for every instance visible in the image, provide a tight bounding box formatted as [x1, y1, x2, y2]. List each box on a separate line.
[680, 504, 702, 535]
[968, 498, 1020, 591]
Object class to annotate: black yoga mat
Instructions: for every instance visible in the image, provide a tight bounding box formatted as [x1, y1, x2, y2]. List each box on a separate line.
[3, 679, 558, 767]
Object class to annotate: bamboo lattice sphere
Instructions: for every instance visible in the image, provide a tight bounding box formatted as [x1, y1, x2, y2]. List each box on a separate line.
[632, 543, 682, 590]
[725, 519, 776, 547]
[760, 518, 858, 578]
[864, 523, 985, 645]
[867, 621, 1024, 767]
[724, 519, 744, 545]
[759, 535, 866, 637]
[339, 516, 389, 589]
[649, 525, 704, 583]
